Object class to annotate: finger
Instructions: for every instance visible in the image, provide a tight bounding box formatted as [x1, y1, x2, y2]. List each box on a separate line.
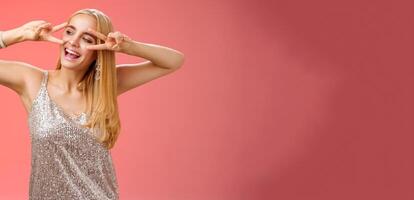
[86, 44, 108, 50]
[38, 22, 50, 27]
[114, 33, 124, 44]
[34, 26, 43, 40]
[87, 28, 107, 41]
[35, 23, 52, 40]
[51, 22, 68, 32]
[37, 23, 52, 33]
[108, 32, 120, 44]
[46, 36, 64, 45]
[115, 37, 121, 45]
[40, 23, 52, 30]
[112, 43, 119, 49]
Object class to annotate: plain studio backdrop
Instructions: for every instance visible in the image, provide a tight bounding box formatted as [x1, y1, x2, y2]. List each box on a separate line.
[0, 0, 413, 200]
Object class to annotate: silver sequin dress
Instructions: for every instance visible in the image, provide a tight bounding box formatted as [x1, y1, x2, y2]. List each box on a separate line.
[27, 70, 119, 200]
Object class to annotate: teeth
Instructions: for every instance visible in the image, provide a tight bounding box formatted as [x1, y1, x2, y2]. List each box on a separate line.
[65, 48, 80, 56]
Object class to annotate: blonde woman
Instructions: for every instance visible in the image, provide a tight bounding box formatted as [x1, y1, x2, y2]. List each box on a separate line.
[0, 8, 184, 199]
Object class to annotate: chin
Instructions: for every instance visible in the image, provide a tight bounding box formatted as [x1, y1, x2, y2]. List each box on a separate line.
[61, 59, 80, 68]
[61, 54, 83, 68]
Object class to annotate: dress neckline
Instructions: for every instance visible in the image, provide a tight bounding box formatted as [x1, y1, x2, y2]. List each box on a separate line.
[44, 70, 86, 120]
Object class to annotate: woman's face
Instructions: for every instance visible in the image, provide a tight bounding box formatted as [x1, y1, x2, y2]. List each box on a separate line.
[60, 14, 98, 70]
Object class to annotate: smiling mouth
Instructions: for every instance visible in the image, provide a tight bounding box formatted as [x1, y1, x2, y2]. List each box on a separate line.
[64, 48, 81, 60]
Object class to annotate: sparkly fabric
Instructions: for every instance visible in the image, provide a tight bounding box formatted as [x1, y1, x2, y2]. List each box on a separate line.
[27, 70, 119, 200]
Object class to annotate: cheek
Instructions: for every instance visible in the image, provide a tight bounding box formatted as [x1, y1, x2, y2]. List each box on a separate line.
[83, 49, 96, 59]
[62, 36, 71, 43]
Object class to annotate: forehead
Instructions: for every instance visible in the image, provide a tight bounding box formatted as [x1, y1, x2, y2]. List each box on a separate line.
[67, 14, 97, 30]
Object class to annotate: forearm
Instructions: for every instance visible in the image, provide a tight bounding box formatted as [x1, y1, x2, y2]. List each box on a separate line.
[1, 27, 25, 47]
[120, 39, 185, 69]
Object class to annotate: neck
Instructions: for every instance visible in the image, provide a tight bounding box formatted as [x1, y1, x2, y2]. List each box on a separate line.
[52, 67, 87, 93]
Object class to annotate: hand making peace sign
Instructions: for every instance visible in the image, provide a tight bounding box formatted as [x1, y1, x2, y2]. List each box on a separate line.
[85, 28, 132, 52]
[19, 20, 67, 44]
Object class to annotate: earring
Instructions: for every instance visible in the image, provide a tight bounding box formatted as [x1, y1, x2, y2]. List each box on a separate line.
[94, 63, 101, 80]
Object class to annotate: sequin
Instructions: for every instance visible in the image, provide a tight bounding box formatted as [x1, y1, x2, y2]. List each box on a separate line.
[27, 70, 119, 200]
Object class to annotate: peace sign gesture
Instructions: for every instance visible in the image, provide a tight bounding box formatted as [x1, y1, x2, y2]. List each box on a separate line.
[20, 20, 67, 44]
[85, 28, 131, 52]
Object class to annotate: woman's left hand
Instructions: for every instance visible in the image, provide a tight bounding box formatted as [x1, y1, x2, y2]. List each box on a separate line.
[85, 28, 131, 52]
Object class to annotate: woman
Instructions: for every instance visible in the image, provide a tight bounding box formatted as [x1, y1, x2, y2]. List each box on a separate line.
[0, 8, 184, 199]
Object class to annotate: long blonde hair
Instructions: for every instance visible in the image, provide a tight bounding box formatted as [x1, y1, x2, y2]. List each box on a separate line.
[55, 8, 121, 150]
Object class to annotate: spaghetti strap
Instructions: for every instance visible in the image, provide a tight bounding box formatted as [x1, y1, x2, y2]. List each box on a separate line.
[41, 70, 48, 87]
[28, 70, 49, 116]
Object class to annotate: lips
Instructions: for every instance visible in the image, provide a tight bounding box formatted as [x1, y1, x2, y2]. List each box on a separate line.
[64, 48, 81, 60]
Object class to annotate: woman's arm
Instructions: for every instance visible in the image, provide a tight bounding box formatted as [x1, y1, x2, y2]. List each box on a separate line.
[0, 26, 37, 95]
[87, 29, 184, 95]
[120, 40, 185, 70]
[86, 29, 185, 95]
[1, 27, 26, 47]
[0, 21, 66, 95]
[116, 40, 185, 95]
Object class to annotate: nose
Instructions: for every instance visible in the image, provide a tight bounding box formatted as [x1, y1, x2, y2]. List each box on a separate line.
[67, 35, 81, 47]
[68, 39, 79, 47]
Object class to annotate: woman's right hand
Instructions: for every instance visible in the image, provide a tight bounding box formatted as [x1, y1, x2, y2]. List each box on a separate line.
[18, 20, 67, 44]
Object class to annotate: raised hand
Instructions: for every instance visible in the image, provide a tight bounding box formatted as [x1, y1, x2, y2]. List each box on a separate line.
[19, 20, 67, 44]
[85, 28, 131, 52]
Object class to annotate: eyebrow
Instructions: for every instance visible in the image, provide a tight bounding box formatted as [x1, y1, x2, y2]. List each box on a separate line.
[65, 25, 97, 40]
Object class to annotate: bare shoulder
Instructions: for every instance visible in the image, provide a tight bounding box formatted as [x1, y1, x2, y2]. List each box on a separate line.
[24, 66, 46, 96]
[0, 59, 47, 114]
[19, 65, 47, 114]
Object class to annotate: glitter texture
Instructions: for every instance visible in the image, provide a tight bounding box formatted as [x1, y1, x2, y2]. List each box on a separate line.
[27, 70, 119, 200]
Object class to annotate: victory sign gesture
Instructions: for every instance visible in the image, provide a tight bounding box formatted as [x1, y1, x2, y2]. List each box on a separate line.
[19, 20, 67, 44]
[85, 28, 131, 52]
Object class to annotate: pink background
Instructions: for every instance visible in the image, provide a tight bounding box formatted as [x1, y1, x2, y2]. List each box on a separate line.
[0, 0, 413, 199]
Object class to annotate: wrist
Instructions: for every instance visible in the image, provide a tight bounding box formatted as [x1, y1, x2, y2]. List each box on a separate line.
[2, 27, 26, 46]
[0, 31, 6, 48]
[120, 38, 140, 55]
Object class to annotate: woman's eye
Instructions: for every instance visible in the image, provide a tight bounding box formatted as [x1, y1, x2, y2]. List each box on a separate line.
[84, 38, 93, 43]
[65, 30, 73, 35]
